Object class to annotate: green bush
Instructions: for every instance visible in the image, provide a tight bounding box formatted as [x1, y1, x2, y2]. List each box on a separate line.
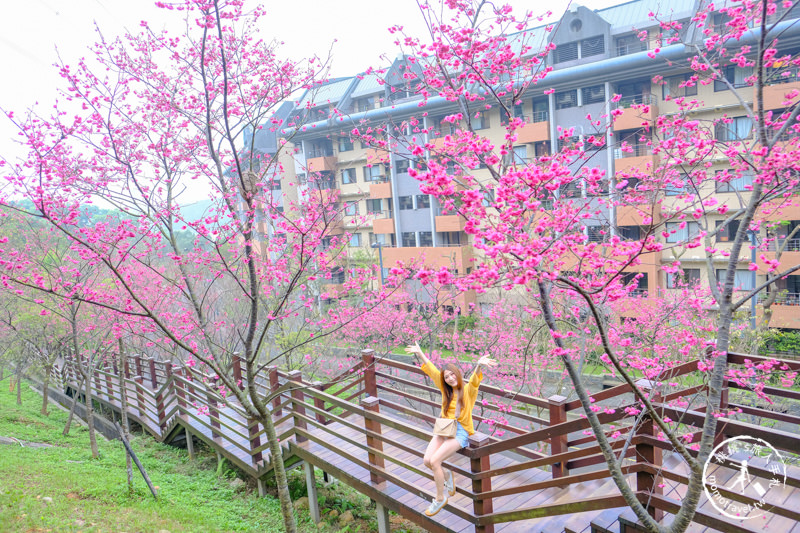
[760, 329, 800, 355]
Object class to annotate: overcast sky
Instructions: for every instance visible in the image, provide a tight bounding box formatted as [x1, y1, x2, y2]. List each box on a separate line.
[0, 0, 619, 170]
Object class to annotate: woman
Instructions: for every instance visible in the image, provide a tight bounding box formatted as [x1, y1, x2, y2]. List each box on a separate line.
[406, 343, 497, 517]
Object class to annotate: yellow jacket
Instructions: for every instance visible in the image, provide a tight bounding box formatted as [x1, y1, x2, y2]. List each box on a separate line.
[421, 362, 483, 435]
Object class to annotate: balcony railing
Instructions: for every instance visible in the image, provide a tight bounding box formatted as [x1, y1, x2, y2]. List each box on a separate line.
[531, 110, 549, 123]
[614, 142, 652, 159]
[307, 148, 334, 158]
[758, 291, 800, 305]
[616, 40, 647, 57]
[766, 65, 800, 85]
[615, 93, 656, 108]
[767, 238, 800, 252]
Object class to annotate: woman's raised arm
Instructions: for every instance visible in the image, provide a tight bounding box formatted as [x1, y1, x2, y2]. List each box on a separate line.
[405, 342, 432, 367]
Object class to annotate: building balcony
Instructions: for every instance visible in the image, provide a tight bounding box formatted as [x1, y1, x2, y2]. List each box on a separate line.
[757, 78, 800, 111]
[382, 245, 473, 272]
[435, 213, 467, 232]
[757, 294, 800, 329]
[365, 148, 390, 165]
[372, 214, 395, 234]
[614, 143, 656, 174]
[306, 156, 338, 172]
[613, 95, 658, 131]
[369, 181, 392, 199]
[516, 114, 550, 143]
[761, 196, 800, 221]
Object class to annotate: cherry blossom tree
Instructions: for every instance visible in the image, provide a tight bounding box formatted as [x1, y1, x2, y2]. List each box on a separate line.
[353, 0, 800, 530]
[0, 1, 392, 531]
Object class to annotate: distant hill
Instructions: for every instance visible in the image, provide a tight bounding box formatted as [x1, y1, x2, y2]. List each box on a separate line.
[180, 199, 215, 223]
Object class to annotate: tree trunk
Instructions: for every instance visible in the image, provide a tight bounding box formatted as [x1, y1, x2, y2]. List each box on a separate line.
[118, 340, 133, 493]
[41, 364, 51, 415]
[261, 411, 297, 533]
[16, 361, 22, 405]
[63, 375, 85, 436]
[84, 367, 100, 459]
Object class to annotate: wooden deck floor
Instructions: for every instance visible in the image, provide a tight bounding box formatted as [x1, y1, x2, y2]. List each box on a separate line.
[60, 369, 800, 533]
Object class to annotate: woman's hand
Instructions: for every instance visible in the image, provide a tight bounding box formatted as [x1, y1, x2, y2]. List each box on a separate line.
[405, 344, 423, 356]
[477, 355, 498, 368]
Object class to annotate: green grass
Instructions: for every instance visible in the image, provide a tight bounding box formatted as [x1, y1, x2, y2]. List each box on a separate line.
[0, 382, 426, 533]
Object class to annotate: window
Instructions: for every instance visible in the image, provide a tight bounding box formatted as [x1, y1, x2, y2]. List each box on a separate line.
[344, 202, 359, 216]
[402, 232, 416, 247]
[581, 36, 605, 57]
[715, 170, 754, 192]
[369, 232, 387, 246]
[662, 74, 697, 99]
[348, 233, 362, 247]
[666, 221, 700, 243]
[582, 85, 605, 105]
[341, 168, 356, 184]
[558, 135, 580, 151]
[716, 269, 755, 290]
[472, 111, 490, 130]
[419, 231, 433, 247]
[616, 34, 646, 56]
[356, 96, 378, 112]
[618, 226, 641, 240]
[364, 165, 385, 182]
[554, 41, 579, 63]
[714, 66, 753, 91]
[396, 159, 411, 174]
[715, 117, 753, 142]
[532, 98, 549, 122]
[366, 199, 382, 214]
[399, 196, 413, 210]
[267, 179, 282, 190]
[667, 269, 701, 288]
[338, 137, 354, 152]
[511, 145, 529, 165]
[622, 272, 649, 294]
[482, 189, 496, 207]
[416, 194, 431, 209]
[501, 102, 525, 125]
[556, 90, 578, 109]
[715, 219, 741, 242]
[440, 231, 461, 245]
[666, 178, 686, 196]
[587, 225, 608, 242]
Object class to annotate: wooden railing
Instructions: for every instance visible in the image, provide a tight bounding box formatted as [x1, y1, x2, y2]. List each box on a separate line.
[54, 349, 800, 532]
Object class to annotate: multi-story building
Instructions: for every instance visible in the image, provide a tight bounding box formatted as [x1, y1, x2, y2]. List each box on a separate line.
[257, 0, 800, 329]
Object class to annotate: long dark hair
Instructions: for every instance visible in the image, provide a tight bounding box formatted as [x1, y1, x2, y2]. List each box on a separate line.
[441, 363, 464, 417]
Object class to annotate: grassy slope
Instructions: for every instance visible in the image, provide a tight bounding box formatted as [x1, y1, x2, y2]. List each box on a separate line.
[0, 383, 296, 532]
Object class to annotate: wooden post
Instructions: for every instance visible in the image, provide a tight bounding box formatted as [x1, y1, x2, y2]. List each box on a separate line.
[148, 358, 158, 388]
[185, 428, 195, 460]
[362, 349, 377, 397]
[123, 357, 131, 379]
[548, 394, 569, 478]
[134, 354, 143, 378]
[361, 396, 385, 484]
[469, 432, 494, 533]
[288, 370, 307, 443]
[232, 353, 244, 391]
[248, 418, 263, 464]
[376, 502, 390, 533]
[104, 360, 114, 400]
[304, 462, 320, 523]
[635, 379, 663, 521]
[173, 366, 186, 409]
[312, 381, 327, 425]
[207, 375, 221, 440]
[268, 366, 281, 417]
[134, 376, 146, 417]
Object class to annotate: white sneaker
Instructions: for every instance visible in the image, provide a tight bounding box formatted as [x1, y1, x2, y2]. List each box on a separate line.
[425, 497, 448, 516]
[444, 470, 456, 497]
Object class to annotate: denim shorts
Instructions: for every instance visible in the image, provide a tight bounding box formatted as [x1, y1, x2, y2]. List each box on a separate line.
[455, 422, 469, 448]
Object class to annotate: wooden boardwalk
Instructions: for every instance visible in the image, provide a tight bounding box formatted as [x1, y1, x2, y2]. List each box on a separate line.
[54, 351, 800, 532]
